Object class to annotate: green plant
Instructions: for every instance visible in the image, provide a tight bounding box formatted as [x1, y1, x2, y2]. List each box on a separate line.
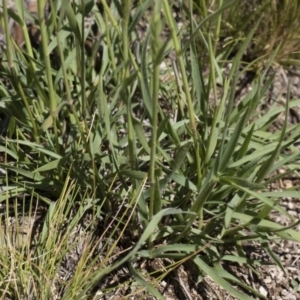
[191, 0, 300, 69]
[0, 0, 299, 299]
[291, 275, 300, 292]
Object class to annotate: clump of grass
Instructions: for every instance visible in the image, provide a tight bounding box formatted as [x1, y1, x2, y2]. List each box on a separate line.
[225, 0, 300, 66]
[192, 0, 300, 69]
[0, 0, 299, 299]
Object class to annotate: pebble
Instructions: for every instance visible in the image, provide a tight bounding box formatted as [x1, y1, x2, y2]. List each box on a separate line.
[259, 286, 268, 297]
[281, 289, 297, 300]
[264, 276, 272, 284]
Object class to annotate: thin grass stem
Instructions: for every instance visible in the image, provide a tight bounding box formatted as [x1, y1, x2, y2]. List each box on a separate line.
[149, 0, 162, 232]
[37, 0, 59, 150]
[163, 0, 202, 188]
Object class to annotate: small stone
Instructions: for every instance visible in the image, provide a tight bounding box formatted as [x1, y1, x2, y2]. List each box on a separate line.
[288, 210, 298, 217]
[264, 276, 272, 284]
[259, 286, 268, 297]
[161, 281, 167, 287]
[281, 289, 297, 300]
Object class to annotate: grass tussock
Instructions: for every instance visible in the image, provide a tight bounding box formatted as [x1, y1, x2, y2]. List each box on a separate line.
[192, 0, 300, 69]
[0, 0, 299, 299]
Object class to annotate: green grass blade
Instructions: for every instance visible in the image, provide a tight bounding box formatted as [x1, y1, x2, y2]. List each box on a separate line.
[193, 256, 257, 300]
[129, 262, 164, 299]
